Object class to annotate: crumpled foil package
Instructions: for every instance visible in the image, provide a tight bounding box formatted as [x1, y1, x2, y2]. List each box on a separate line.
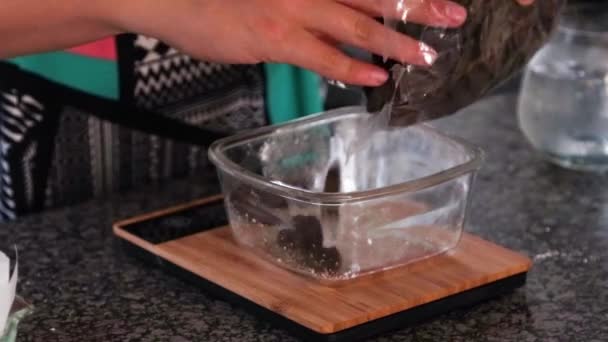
[364, 0, 565, 126]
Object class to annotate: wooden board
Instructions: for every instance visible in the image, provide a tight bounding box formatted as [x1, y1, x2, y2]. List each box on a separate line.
[113, 196, 532, 341]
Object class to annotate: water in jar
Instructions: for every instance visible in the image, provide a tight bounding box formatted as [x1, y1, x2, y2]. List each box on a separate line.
[517, 5, 608, 172]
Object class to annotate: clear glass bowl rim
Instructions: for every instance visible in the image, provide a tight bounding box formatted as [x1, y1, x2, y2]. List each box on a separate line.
[208, 106, 484, 204]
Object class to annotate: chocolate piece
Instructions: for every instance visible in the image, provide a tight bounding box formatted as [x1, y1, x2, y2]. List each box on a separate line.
[321, 165, 340, 227]
[323, 165, 341, 193]
[291, 216, 323, 250]
[365, 0, 564, 125]
[277, 215, 342, 274]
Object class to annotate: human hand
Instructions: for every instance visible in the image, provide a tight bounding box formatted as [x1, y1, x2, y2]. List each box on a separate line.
[111, 0, 536, 87]
[516, 0, 535, 5]
[112, 0, 470, 87]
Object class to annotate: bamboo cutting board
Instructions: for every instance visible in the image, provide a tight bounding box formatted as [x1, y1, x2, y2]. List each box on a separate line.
[113, 195, 532, 341]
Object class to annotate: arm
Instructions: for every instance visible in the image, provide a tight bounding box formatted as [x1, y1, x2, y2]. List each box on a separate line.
[0, 0, 533, 87]
[0, 0, 118, 58]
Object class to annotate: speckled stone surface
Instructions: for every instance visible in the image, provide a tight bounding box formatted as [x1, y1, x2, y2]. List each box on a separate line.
[1, 92, 608, 342]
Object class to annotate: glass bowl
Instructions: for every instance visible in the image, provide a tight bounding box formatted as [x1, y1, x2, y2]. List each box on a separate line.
[209, 107, 483, 282]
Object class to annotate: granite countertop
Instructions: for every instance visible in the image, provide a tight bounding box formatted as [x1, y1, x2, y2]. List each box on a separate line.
[1, 93, 607, 342]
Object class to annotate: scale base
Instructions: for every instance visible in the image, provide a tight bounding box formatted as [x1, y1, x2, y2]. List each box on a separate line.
[113, 196, 532, 341]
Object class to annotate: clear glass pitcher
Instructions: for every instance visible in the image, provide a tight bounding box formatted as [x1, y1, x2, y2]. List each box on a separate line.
[517, 2, 608, 172]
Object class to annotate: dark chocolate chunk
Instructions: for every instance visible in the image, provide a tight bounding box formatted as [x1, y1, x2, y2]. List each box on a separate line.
[292, 215, 323, 249]
[321, 165, 340, 225]
[277, 215, 343, 275]
[323, 165, 341, 193]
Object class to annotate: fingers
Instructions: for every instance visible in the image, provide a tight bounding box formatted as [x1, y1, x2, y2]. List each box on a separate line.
[337, 0, 467, 27]
[517, 0, 534, 6]
[279, 31, 389, 86]
[305, 2, 438, 66]
[314, 32, 341, 46]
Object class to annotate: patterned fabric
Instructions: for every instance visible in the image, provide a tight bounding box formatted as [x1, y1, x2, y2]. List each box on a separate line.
[131, 36, 265, 126]
[0, 89, 59, 220]
[66, 37, 117, 60]
[0, 34, 268, 222]
[8, 47, 119, 100]
[123, 35, 266, 190]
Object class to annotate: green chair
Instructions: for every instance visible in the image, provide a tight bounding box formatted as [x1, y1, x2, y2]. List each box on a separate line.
[264, 63, 324, 124]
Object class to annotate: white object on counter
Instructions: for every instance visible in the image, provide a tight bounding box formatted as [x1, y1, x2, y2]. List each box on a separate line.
[0, 251, 17, 336]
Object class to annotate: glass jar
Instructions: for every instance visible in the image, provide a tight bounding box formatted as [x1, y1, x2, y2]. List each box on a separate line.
[517, 2, 608, 171]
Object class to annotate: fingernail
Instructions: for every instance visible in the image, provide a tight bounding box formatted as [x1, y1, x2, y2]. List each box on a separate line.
[369, 69, 389, 85]
[445, 3, 467, 23]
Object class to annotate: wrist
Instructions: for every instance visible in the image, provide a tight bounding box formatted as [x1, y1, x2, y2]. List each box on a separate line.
[95, 0, 168, 38]
[84, 0, 138, 36]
